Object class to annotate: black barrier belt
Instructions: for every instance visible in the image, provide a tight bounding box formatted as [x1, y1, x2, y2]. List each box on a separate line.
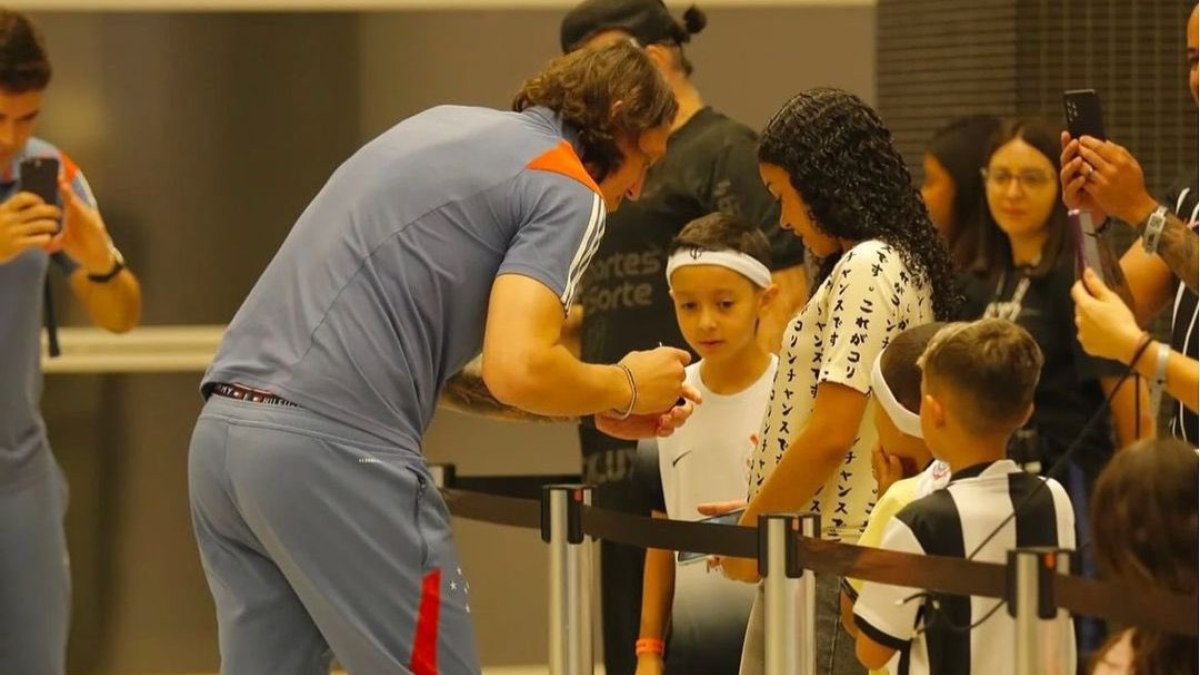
[438, 485, 1197, 636]
[452, 474, 581, 500]
[439, 488, 541, 530]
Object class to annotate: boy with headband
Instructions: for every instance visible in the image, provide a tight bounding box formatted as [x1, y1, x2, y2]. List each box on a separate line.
[839, 322, 950, 675]
[636, 213, 778, 675]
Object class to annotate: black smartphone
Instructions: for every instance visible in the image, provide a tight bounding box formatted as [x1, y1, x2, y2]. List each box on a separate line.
[1063, 89, 1106, 141]
[1069, 209, 1104, 278]
[677, 508, 746, 564]
[19, 156, 61, 231]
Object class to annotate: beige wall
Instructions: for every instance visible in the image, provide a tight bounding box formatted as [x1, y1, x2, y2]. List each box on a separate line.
[30, 7, 873, 673]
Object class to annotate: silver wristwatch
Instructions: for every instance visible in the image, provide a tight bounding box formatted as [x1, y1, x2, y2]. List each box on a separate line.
[1142, 205, 1170, 255]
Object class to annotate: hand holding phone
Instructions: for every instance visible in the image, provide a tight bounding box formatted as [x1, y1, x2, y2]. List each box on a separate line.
[18, 157, 61, 233]
[677, 508, 746, 564]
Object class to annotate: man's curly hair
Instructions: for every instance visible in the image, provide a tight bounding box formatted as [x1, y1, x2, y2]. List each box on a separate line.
[758, 88, 961, 320]
[514, 40, 676, 181]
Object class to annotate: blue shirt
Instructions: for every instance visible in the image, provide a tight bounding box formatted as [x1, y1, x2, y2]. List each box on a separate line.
[204, 106, 606, 449]
[0, 138, 98, 484]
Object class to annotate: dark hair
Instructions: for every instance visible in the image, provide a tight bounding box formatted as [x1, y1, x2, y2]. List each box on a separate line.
[0, 10, 50, 93]
[880, 321, 947, 413]
[758, 88, 961, 320]
[919, 319, 1043, 435]
[514, 40, 676, 182]
[925, 114, 1002, 268]
[1090, 438, 1198, 675]
[961, 118, 1067, 280]
[664, 6, 706, 77]
[669, 212, 772, 269]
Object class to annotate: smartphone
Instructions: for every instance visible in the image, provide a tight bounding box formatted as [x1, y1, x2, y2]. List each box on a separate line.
[677, 509, 746, 564]
[1069, 209, 1108, 283]
[19, 157, 61, 232]
[1063, 89, 1106, 141]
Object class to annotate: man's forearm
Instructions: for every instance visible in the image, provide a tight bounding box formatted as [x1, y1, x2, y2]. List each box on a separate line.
[1152, 212, 1199, 294]
[70, 269, 141, 333]
[439, 356, 577, 422]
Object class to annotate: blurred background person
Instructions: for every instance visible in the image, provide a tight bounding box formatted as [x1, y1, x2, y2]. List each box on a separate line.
[1088, 438, 1198, 675]
[920, 114, 1001, 269]
[0, 9, 142, 674]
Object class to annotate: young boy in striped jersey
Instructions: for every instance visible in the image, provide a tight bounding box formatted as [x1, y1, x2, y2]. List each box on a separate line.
[851, 318, 1077, 674]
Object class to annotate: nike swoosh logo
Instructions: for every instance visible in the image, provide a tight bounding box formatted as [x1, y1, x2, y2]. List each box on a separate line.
[671, 450, 692, 467]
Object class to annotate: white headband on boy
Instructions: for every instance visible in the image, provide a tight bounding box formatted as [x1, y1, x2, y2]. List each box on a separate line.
[871, 352, 924, 439]
[665, 247, 773, 288]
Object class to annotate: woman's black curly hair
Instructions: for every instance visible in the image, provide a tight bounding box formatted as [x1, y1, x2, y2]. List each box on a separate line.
[758, 88, 961, 320]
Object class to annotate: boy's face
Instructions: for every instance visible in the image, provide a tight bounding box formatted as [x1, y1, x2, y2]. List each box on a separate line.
[669, 265, 773, 364]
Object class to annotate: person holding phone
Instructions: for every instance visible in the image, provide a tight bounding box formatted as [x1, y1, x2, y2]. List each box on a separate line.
[1061, 4, 1199, 446]
[635, 213, 777, 675]
[0, 10, 142, 675]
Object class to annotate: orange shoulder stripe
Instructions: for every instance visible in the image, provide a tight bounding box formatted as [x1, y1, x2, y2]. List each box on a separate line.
[526, 141, 600, 195]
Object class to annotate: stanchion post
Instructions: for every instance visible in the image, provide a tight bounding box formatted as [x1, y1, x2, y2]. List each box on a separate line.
[760, 512, 819, 675]
[427, 463, 456, 489]
[1008, 548, 1074, 675]
[541, 485, 594, 675]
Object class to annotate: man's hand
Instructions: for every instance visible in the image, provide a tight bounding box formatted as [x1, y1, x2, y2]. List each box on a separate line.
[1073, 136, 1160, 226]
[1071, 268, 1145, 364]
[53, 178, 116, 274]
[619, 346, 691, 414]
[595, 384, 702, 440]
[0, 191, 60, 265]
[1060, 132, 1108, 220]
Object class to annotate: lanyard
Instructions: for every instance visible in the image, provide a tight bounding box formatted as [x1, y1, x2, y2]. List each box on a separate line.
[983, 269, 1031, 323]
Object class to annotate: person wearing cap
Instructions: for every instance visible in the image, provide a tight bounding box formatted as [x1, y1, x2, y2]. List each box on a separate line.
[189, 42, 699, 675]
[558, 3, 808, 673]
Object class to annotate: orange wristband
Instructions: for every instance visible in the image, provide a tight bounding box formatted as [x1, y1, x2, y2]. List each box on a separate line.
[635, 638, 665, 656]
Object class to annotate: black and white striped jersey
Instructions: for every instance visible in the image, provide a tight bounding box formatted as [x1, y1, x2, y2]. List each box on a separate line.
[853, 459, 1076, 675]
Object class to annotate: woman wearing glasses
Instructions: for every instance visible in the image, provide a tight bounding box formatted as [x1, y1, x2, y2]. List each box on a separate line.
[958, 118, 1151, 665]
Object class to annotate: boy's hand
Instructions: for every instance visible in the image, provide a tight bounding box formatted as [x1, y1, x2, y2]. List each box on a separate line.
[871, 442, 906, 497]
[712, 555, 761, 584]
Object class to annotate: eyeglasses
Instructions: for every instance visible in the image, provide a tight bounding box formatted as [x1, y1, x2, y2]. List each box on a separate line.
[981, 168, 1054, 191]
[981, 168, 1053, 192]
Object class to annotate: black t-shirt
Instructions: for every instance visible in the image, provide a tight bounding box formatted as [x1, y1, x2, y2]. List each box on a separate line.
[1165, 171, 1198, 446]
[961, 255, 1124, 481]
[578, 107, 806, 495]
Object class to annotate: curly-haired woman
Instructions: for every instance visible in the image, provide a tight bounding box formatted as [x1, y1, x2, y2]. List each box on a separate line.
[712, 88, 961, 675]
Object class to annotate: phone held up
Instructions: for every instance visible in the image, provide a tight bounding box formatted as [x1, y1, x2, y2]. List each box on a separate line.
[1063, 89, 1106, 141]
[677, 508, 746, 564]
[19, 156, 61, 233]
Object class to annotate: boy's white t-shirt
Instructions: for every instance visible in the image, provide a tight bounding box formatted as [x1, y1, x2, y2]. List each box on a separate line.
[656, 356, 776, 655]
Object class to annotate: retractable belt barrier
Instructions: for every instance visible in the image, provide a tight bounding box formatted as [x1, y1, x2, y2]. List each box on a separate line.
[435, 471, 1197, 638]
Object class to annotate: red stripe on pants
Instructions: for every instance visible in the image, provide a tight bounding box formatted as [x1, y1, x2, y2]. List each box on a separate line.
[411, 569, 441, 675]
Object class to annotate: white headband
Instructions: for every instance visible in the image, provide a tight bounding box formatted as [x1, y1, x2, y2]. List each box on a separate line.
[665, 248, 772, 289]
[871, 352, 924, 439]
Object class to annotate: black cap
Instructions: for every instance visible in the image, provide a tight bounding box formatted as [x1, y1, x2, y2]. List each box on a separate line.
[560, 0, 706, 54]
